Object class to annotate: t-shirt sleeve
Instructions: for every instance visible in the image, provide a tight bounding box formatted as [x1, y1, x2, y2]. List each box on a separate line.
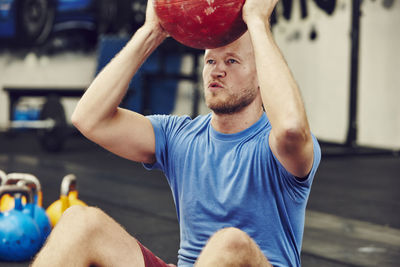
[268, 134, 321, 202]
[143, 114, 191, 172]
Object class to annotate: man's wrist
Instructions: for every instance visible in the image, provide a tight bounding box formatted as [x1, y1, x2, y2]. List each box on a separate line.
[140, 23, 168, 42]
[246, 16, 273, 36]
[125, 24, 167, 55]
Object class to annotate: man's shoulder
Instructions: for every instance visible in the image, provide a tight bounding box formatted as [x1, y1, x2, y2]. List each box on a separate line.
[147, 113, 211, 134]
[177, 113, 212, 133]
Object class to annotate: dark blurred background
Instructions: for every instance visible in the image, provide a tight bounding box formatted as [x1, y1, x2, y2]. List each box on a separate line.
[0, 0, 146, 52]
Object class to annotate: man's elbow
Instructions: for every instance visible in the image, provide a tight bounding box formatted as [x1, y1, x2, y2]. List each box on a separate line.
[279, 122, 311, 146]
[71, 109, 93, 135]
[276, 124, 314, 177]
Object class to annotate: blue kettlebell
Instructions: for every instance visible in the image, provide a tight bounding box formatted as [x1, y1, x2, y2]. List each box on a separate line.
[0, 185, 42, 261]
[6, 173, 52, 246]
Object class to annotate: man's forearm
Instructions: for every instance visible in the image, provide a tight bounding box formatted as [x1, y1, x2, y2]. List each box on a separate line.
[71, 26, 166, 131]
[247, 19, 310, 135]
[247, 17, 314, 177]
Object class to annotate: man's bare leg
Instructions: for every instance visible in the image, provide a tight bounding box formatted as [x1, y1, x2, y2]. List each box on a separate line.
[195, 227, 273, 267]
[31, 205, 145, 267]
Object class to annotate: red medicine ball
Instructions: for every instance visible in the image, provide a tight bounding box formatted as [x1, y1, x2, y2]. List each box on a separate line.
[153, 0, 247, 49]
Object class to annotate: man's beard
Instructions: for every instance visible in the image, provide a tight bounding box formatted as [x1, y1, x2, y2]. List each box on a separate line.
[206, 87, 258, 115]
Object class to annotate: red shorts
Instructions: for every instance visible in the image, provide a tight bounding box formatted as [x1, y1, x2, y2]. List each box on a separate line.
[137, 241, 176, 267]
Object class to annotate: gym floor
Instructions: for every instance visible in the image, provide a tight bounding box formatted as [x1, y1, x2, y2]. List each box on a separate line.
[0, 130, 399, 266]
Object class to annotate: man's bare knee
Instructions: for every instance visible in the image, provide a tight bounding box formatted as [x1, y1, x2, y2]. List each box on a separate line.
[34, 206, 145, 267]
[33, 206, 104, 266]
[56, 206, 102, 234]
[196, 227, 271, 267]
[46, 205, 115, 251]
[58, 205, 88, 224]
[210, 227, 253, 253]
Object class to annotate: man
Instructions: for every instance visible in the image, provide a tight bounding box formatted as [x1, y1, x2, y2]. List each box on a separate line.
[32, 0, 320, 266]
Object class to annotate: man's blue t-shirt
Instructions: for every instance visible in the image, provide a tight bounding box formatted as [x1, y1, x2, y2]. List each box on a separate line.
[144, 113, 321, 267]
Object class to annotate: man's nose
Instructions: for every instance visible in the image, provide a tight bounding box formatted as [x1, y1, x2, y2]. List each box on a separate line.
[211, 63, 226, 78]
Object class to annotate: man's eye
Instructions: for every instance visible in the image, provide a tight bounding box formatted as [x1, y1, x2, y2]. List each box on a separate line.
[206, 59, 215, 64]
[227, 59, 237, 64]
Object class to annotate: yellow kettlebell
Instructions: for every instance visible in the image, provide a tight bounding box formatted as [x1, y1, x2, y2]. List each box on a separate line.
[0, 173, 43, 212]
[0, 170, 11, 211]
[46, 174, 87, 227]
[0, 170, 8, 210]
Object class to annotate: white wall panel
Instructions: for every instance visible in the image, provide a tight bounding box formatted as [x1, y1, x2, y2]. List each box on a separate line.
[273, 0, 351, 143]
[358, 0, 400, 149]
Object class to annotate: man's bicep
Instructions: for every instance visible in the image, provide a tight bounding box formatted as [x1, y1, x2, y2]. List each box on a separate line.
[268, 130, 314, 179]
[91, 108, 156, 163]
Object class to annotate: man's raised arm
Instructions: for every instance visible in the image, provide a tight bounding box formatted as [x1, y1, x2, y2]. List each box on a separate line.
[71, 0, 167, 163]
[243, 0, 314, 178]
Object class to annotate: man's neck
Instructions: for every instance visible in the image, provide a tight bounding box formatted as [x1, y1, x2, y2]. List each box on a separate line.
[211, 103, 264, 134]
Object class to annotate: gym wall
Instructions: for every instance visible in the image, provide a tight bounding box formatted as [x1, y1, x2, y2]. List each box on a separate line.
[272, 0, 400, 149]
[1, 0, 398, 150]
[0, 52, 96, 127]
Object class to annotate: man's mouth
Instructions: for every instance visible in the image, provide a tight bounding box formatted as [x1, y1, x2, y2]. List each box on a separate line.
[209, 82, 223, 88]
